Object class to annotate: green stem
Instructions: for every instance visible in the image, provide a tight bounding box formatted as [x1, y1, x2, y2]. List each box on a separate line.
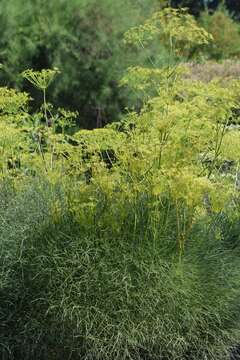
[38, 141, 48, 173]
[43, 88, 48, 126]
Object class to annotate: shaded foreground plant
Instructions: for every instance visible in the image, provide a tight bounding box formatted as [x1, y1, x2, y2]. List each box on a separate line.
[1, 180, 240, 360]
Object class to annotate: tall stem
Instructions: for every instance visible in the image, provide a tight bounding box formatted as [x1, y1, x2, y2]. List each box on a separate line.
[43, 88, 48, 126]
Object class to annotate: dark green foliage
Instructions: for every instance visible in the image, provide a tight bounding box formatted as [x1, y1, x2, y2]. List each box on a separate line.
[171, 0, 240, 18]
[1, 180, 240, 359]
[0, 0, 164, 128]
[199, 5, 240, 60]
[171, 0, 212, 16]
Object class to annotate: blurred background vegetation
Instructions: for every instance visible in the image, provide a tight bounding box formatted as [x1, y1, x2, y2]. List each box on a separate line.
[0, 0, 162, 128]
[0, 0, 240, 128]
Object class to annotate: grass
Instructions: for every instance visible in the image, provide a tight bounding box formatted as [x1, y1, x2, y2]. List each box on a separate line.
[1, 178, 240, 359]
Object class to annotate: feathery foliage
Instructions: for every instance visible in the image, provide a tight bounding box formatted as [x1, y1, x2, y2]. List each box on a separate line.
[1, 5, 240, 360]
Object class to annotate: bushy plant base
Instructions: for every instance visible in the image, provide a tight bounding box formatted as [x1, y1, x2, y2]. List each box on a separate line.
[2, 5, 240, 359]
[1, 180, 240, 360]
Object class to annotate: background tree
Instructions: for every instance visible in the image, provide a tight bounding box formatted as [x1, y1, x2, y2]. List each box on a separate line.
[0, 0, 163, 129]
[171, 0, 240, 17]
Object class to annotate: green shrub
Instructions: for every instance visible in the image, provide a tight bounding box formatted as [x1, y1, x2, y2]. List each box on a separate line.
[199, 5, 240, 60]
[1, 180, 240, 359]
[0, 0, 166, 128]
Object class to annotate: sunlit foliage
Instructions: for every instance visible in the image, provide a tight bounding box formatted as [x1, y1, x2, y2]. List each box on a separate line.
[1, 6, 240, 360]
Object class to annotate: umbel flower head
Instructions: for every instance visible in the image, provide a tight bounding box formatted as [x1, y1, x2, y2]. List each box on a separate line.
[124, 7, 213, 58]
[22, 68, 60, 90]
